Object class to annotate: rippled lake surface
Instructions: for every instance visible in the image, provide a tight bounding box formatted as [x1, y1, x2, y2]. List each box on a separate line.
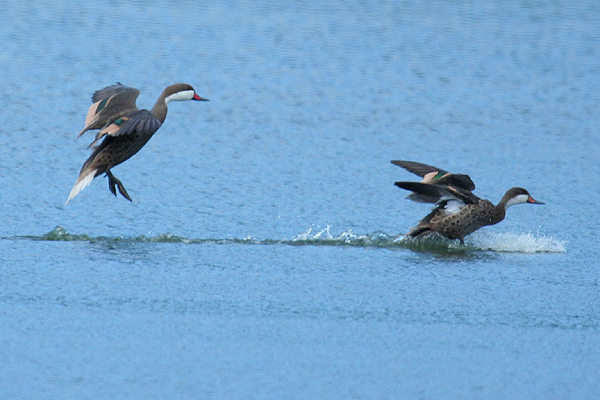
[1, 0, 599, 398]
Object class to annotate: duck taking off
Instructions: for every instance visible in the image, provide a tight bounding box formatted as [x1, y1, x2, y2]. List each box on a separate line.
[391, 160, 544, 243]
[66, 83, 208, 204]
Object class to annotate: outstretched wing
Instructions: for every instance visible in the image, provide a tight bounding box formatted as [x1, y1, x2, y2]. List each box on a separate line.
[394, 181, 448, 204]
[394, 181, 478, 205]
[88, 110, 162, 148]
[78, 83, 141, 138]
[391, 160, 449, 179]
[391, 160, 476, 191]
[90, 83, 135, 103]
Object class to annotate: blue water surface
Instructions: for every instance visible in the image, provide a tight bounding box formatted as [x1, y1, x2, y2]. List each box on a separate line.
[1, 1, 599, 398]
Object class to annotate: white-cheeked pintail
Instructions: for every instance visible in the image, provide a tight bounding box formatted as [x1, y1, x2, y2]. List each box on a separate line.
[66, 83, 208, 204]
[391, 160, 544, 243]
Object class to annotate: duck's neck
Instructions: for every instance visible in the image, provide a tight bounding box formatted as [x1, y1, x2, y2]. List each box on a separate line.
[490, 194, 516, 224]
[496, 198, 510, 212]
[151, 87, 175, 123]
[492, 193, 516, 224]
[492, 204, 507, 223]
[151, 97, 168, 123]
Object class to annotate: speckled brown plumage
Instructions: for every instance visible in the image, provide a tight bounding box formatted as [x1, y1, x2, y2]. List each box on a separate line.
[409, 197, 505, 241]
[391, 160, 544, 243]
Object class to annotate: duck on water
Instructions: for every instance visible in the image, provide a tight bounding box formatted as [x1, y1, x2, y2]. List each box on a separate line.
[391, 160, 544, 244]
[66, 83, 208, 204]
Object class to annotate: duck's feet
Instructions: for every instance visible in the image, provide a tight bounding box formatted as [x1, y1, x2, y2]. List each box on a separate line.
[106, 171, 132, 202]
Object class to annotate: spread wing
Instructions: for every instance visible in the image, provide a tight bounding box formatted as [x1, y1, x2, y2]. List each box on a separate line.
[91, 83, 135, 103]
[394, 181, 478, 205]
[78, 83, 141, 138]
[391, 160, 449, 179]
[88, 110, 162, 148]
[391, 159, 476, 199]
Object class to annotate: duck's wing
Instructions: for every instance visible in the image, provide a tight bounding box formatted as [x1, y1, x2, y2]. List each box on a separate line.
[394, 181, 448, 203]
[391, 160, 476, 191]
[407, 196, 469, 237]
[391, 160, 448, 178]
[394, 181, 478, 205]
[88, 109, 162, 148]
[90, 83, 135, 103]
[78, 83, 141, 138]
[433, 173, 475, 191]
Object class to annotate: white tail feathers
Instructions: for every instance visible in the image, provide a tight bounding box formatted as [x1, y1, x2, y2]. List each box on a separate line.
[65, 169, 97, 204]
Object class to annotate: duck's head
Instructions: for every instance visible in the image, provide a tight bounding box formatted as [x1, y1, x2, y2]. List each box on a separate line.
[164, 83, 209, 103]
[502, 187, 545, 209]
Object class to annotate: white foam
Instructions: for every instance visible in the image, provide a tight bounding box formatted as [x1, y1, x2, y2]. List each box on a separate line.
[469, 231, 567, 253]
[294, 224, 335, 241]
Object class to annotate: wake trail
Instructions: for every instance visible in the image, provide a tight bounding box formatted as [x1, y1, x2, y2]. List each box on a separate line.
[11, 225, 567, 254]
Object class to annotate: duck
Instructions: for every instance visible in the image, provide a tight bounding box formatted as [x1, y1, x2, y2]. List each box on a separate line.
[391, 160, 544, 243]
[66, 83, 208, 204]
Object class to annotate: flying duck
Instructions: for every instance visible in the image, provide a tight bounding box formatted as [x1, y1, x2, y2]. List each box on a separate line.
[66, 83, 208, 204]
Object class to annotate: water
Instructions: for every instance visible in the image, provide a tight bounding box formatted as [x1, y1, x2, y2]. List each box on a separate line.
[1, 0, 599, 398]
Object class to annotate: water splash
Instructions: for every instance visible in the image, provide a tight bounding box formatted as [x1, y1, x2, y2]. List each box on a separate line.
[290, 226, 566, 253]
[289, 225, 395, 247]
[14, 225, 566, 253]
[37, 225, 91, 241]
[469, 231, 567, 253]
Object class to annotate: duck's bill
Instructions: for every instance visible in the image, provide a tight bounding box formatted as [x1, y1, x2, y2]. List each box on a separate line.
[528, 196, 545, 204]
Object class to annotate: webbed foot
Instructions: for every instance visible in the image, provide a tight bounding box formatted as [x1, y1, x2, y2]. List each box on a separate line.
[106, 171, 132, 202]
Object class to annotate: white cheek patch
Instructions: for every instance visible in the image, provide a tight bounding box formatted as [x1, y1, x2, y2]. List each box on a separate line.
[505, 194, 529, 208]
[165, 90, 195, 104]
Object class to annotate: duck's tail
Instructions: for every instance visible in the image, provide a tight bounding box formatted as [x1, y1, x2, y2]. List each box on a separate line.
[65, 168, 97, 204]
[407, 225, 432, 238]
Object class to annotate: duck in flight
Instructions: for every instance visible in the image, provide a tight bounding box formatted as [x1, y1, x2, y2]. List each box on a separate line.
[391, 160, 544, 243]
[66, 83, 208, 204]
